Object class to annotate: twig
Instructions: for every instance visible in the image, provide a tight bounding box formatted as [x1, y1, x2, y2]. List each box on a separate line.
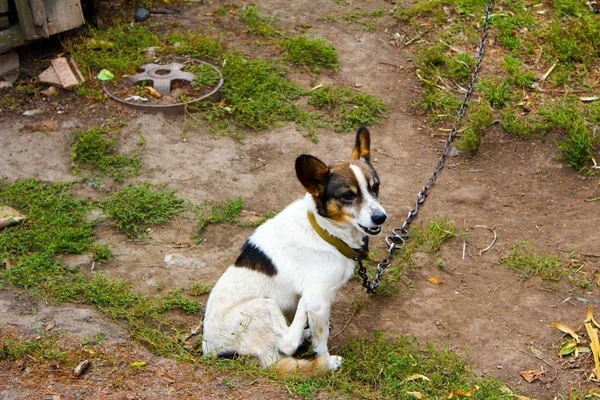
[404, 28, 431, 45]
[332, 308, 357, 339]
[506, 347, 559, 382]
[474, 225, 497, 255]
[378, 61, 402, 68]
[556, 248, 600, 258]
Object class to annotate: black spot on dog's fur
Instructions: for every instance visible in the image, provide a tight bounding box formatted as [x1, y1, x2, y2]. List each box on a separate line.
[235, 240, 277, 276]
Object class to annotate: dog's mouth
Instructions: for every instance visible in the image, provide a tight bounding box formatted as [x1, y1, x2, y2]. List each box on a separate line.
[359, 225, 382, 236]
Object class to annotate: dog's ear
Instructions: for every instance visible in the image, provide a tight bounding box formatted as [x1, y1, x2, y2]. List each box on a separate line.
[296, 155, 330, 196]
[352, 126, 371, 162]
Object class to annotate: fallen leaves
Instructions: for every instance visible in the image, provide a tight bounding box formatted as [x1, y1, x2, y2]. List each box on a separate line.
[519, 368, 546, 383]
[427, 278, 443, 285]
[551, 306, 600, 381]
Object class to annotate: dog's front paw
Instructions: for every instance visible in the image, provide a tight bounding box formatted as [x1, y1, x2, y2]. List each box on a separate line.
[328, 355, 343, 371]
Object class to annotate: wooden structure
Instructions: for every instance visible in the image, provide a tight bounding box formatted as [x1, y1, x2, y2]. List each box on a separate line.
[0, 0, 84, 53]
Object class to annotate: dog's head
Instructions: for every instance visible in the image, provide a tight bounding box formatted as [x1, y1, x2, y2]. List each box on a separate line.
[296, 127, 386, 236]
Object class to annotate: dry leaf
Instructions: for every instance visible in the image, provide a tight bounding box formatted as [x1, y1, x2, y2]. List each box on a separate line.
[130, 361, 147, 368]
[584, 307, 600, 380]
[146, 86, 162, 98]
[2, 258, 13, 269]
[407, 391, 425, 399]
[586, 305, 600, 329]
[550, 322, 581, 343]
[45, 320, 55, 331]
[519, 369, 546, 383]
[428, 278, 443, 285]
[447, 385, 478, 398]
[404, 374, 431, 383]
[73, 360, 91, 377]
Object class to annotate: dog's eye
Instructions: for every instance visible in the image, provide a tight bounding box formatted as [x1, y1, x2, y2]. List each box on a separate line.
[341, 191, 357, 202]
[372, 182, 380, 196]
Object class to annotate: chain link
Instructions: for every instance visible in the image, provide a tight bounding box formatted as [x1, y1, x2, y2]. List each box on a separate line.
[359, 0, 494, 294]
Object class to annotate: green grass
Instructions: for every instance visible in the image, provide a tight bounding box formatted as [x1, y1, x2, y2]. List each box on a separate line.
[101, 181, 186, 238]
[364, 219, 458, 295]
[0, 179, 94, 259]
[186, 64, 222, 89]
[397, 0, 600, 172]
[168, 32, 226, 61]
[280, 36, 339, 71]
[66, 24, 161, 78]
[308, 85, 389, 132]
[196, 196, 244, 232]
[70, 126, 141, 182]
[501, 242, 593, 289]
[240, 5, 280, 37]
[288, 331, 516, 399]
[457, 100, 493, 153]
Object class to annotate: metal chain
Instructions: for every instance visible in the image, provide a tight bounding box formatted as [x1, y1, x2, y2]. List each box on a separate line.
[358, 0, 495, 294]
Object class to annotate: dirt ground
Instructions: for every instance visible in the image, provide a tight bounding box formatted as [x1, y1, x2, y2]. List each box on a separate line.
[1, 0, 600, 399]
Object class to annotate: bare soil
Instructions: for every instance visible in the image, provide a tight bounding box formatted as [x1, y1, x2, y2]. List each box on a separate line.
[1, 1, 599, 399]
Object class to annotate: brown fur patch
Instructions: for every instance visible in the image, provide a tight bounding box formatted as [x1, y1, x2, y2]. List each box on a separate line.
[275, 354, 332, 378]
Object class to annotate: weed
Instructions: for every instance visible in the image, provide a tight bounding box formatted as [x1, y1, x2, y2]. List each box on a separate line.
[366, 219, 457, 295]
[500, 109, 548, 139]
[168, 32, 225, 61]
[70, 126, 141, 182]
[280, 36, 339, 71]
[501, 56, 535, 88]
[0, 179, 94, 259]
[189, 283, 212, 296]
[501, 242, 594, 289]
[90, 243, 112, 262]
[457, 100, 493, 153]
[186, 64, 222, 89]
[0, 332, 67, 362]
[158, 288, 202, 314]
[477, 80, 512, 109]
[308, 86, 389, 132]
[283, 331, 515, 399]
[101, 182, 186, 238]
[196, 196, 244, 232]
[66, 24, 160, 77]
[239, 6, 280, 37]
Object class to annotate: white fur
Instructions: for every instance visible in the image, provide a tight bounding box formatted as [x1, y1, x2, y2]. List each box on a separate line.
[202, 164, 385, 374]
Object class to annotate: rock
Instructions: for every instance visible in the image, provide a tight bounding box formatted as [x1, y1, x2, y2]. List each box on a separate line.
[39, 57, 85, 89]
[163, 253, 206, 269]
[135, 8, 150, 21]
[0, 206, 26, 229]
[41, 86, 58, 97]
[22, 109, 44, 117]
[0, 51, 19, 85]
[23, 120, 60, 132]
[447, 146, 461, 157]
[447, 186, 491, 205]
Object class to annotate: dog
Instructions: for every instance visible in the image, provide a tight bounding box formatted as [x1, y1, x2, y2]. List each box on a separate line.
[202, 127, 386, 377]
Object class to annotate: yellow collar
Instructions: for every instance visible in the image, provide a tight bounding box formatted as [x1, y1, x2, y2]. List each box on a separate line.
[306, 211, 368, 261]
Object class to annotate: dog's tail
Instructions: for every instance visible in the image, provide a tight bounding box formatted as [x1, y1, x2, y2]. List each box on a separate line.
[275, 354, 332, 378]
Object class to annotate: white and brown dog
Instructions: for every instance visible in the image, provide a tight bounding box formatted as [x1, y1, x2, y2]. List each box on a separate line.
[202, 127, 386, 376]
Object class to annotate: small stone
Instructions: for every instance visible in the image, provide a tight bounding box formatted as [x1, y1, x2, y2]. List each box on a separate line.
[163, 253, 206, 269]
[135, 8, 150, 21]
[447, 146, 461, 157]
[447, 187, 491, 205]
[23, 120, 60, 132]
[22, 109, 44, 117]
[41, 86, 58, 97]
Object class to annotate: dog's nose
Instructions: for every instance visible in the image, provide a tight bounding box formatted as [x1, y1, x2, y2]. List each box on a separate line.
[371, 213, 387, 225]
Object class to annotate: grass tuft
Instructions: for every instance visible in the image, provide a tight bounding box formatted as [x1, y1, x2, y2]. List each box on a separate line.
[101, 182, 186, 238]
[280, 36, 339, 71]
[70, 126, 141, 182]
[196, 196, 244, 232]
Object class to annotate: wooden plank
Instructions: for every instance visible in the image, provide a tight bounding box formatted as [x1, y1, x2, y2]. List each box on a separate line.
[0, 0, 8, 14]
[0, 24, 25, 53]
[0, 16, 9, 30]
[30, 0, 49, 38]
[45, 0, 84, 36]
[14, 0, 40, 40]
